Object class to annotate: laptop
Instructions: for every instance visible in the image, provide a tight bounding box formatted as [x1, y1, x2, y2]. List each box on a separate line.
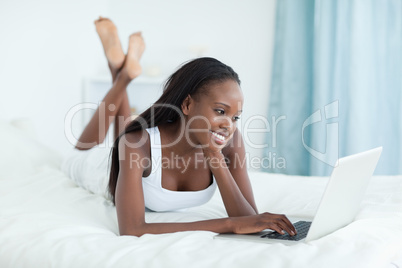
[214, 147, 383, 245]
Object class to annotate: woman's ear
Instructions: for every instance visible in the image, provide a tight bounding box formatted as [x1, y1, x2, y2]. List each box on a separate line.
[181, 95, 193, 115]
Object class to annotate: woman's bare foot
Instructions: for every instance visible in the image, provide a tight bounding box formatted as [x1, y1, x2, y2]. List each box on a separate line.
[95, 16, 125, 70]
[123, 32, 145, 80]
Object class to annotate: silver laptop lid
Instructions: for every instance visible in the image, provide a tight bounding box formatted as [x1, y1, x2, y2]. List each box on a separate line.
[305, 147, 383, 242]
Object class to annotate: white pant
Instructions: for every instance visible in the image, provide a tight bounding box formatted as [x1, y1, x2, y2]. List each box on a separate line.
[61, 145, 112, 200]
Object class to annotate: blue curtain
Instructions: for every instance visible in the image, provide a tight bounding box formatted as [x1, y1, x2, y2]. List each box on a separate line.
[266, 0, 402, 176]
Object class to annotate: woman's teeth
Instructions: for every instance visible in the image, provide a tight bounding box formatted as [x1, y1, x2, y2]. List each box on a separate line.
[211, 131, 225, 141]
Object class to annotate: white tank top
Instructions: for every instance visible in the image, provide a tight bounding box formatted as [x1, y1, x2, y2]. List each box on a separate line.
[142, 126, 217, 212]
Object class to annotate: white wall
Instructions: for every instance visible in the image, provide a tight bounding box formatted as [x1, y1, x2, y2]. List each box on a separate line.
[0, 0, 109, 151]
[0, 0, 276, 169]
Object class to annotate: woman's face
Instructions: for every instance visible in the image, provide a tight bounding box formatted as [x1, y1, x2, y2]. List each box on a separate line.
[183, 79, 243, 151]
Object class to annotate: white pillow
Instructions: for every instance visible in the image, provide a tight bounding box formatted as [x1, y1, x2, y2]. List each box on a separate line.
[0, 119, 62, 179]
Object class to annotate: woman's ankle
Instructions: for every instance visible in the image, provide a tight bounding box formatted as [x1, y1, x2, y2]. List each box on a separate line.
[114, 69, 133, 87]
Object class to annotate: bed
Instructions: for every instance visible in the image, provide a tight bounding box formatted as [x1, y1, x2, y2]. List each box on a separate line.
[1, 119, 402, 268]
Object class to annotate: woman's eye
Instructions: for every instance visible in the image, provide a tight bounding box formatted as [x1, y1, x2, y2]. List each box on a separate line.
[215, 109, 241, 121]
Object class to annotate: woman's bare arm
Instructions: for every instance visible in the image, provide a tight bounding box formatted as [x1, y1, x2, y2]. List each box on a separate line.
[204, 128, 258, 217]
[116, 132, 231, 236]
[116, 132, 296, 237]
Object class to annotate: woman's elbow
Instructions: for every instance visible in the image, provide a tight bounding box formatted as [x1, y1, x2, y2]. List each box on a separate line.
[119, 230, 145, 237]
[119, 231, 143, 237]
[119, 224, 147, 237]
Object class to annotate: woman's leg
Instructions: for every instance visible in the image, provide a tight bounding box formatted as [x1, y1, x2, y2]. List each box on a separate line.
[109, 62, 132, 141]
[95, 16, 125, 70]
[111, 31, 145, 141]
[75, 19, 145, 150]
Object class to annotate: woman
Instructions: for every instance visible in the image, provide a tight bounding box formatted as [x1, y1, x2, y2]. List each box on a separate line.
[66, 17, 296, 237]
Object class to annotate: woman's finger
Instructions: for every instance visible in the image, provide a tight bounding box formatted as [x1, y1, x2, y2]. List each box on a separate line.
[281, 217, 297, 235]
[268, 223, 286, 235]
[276, 221, 293, 236]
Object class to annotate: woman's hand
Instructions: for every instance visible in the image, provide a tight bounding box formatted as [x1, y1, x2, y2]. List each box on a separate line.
[230, 212, 297, 235]
[202, 148, 227, 171]
[202, 147, 223, 159]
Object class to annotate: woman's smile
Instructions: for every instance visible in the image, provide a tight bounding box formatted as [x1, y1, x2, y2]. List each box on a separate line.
[210, 130, 228, 145]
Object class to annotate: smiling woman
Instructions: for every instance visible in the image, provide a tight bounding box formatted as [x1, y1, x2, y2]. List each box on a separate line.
[61, 16, 297, 237]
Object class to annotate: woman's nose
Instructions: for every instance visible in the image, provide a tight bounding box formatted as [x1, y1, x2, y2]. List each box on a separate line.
[219, 117, 233, 132]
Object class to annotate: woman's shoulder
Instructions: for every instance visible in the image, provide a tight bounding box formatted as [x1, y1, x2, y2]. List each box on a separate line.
[118, 128, 151, 157]
[118, 128, 153, 176]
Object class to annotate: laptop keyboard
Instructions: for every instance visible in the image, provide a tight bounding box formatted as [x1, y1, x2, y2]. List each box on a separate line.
[260, 221, 312, 241]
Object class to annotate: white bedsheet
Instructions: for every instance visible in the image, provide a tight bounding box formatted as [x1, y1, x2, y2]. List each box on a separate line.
[1, 120, 402, 268]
